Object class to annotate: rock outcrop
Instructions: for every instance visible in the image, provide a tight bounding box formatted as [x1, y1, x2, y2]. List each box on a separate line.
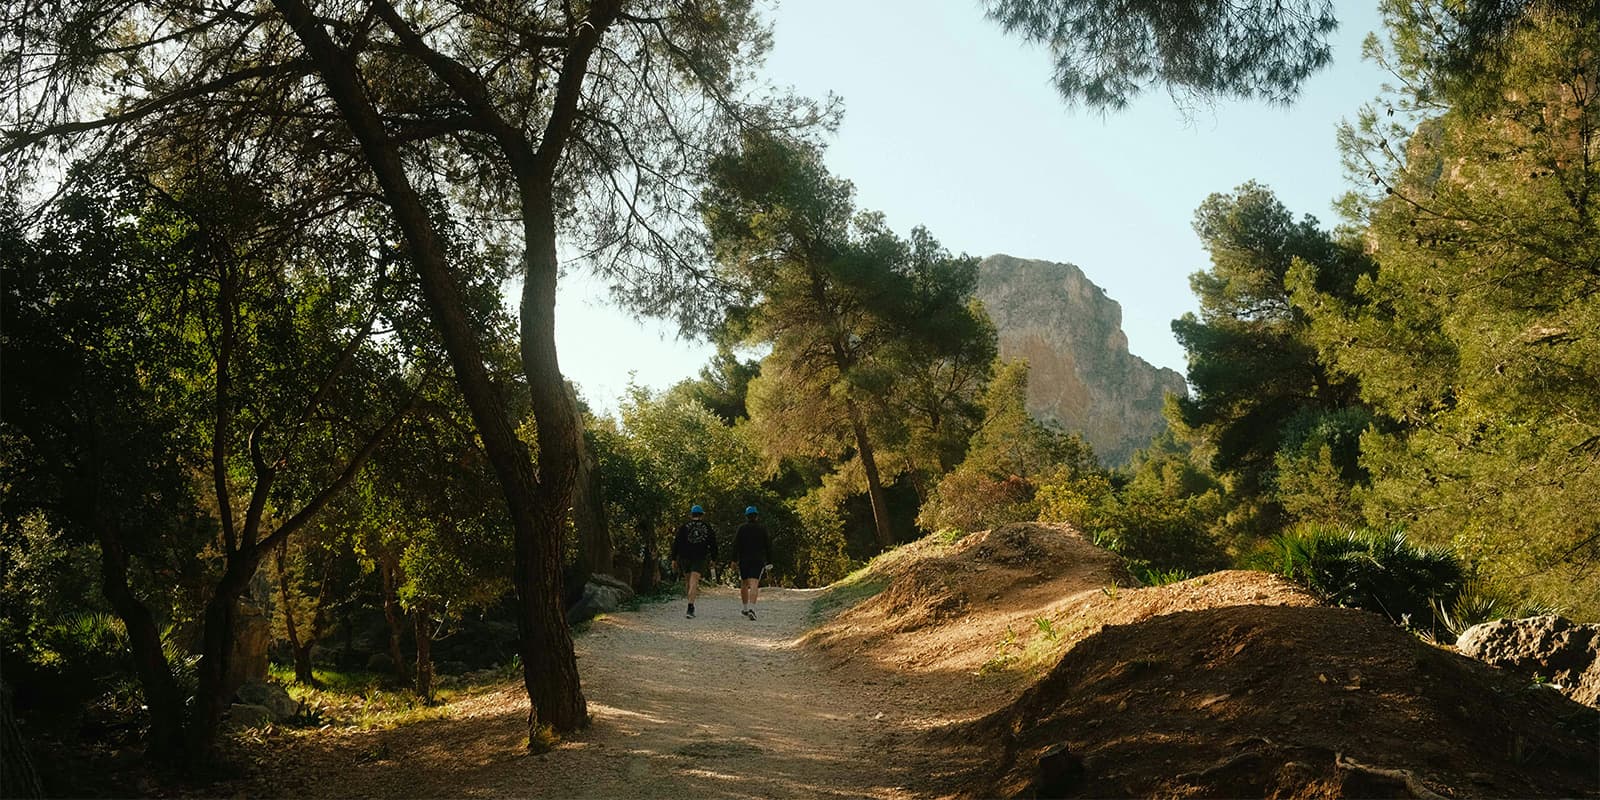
[1456, 615, 1600, 707]
[566, 573, 637, 625]
[976, 255, 1187, 464]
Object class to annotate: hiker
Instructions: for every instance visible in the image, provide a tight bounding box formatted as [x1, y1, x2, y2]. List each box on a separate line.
[671, 504, 717, 619]
[733, 506, 770, 620]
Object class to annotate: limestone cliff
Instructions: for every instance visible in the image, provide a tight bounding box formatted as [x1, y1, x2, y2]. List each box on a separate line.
[975, 254, 1187, 465]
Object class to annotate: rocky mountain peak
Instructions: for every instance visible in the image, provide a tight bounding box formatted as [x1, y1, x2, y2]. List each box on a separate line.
[976, 254, 1187, 465]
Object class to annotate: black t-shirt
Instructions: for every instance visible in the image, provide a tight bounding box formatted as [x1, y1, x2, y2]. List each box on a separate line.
[673, 519, 717, 562]
[733, 522, 768, 564]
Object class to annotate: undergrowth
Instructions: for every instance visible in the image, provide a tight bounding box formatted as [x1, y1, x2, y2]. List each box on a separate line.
[808, 562, 889, 622]
[265, 664, 501, 731]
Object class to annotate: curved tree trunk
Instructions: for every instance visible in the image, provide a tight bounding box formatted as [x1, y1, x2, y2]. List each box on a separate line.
[95, 529, 186, 764]
[188, 556, 256, 763]
[516, 202, 588, 735]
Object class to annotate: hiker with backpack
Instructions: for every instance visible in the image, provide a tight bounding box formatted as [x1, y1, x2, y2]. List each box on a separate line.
[671, 504, 718, 619]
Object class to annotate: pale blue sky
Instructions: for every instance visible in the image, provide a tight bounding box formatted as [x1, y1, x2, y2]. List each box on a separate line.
[556, 0, 1391, 411]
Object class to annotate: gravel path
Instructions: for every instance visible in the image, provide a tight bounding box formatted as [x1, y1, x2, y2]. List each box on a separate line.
[263, 587, 929, 799]
[513, 586, 916, 798]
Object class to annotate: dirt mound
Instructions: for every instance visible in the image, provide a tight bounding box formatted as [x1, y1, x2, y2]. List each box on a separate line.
[960, 604, 1600, 799]
[807, 524, 1128, 677]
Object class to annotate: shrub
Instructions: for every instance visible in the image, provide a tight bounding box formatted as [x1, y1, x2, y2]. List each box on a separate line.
[917, 469, 1036, 535]
[1269, 524, 1465, 626]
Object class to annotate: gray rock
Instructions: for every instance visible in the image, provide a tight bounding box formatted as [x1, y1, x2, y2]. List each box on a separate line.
[589, 572, 636, 600]
[235, 680, 299, 721]
[1457, 615, 1600, 707]
[566, 577, 637, 625]
[976, 255, 1188, 465]
[225, 703, 274, 729]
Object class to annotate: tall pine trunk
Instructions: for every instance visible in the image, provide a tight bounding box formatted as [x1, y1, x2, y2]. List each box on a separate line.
[845, 397, 894, 550]
[515, 202, 587, 735]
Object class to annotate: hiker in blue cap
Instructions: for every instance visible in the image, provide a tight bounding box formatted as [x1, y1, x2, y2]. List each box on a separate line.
[671, 504, 717, 619]
[733, 506, 770, 620]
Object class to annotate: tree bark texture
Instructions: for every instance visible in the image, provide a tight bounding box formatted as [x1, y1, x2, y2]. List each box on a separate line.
[412, 601, 434, 703]
[380, 554, 409, 681]
[94, 529, 186, 764]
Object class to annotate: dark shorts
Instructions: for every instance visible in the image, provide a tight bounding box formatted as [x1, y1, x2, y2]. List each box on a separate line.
[739, 560, 765, 581]
[681, 557, 709, 577]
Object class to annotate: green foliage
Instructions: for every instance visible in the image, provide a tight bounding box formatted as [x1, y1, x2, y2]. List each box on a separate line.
[1171, 182, 1374, 539]
[703, 131, 997, 552]
[982, 0, 1338, 109]
[1034, 616, 1059, 641]
[1138, 568, 1194, 587]
[920, 360, 1099, 534]
[978, 625, 1021, 674]
[807, 561, 889, 622]
[792, 488, 852, 586]
[265, 665, 466, 730]
[1305, 4, 1600, 619]
[1038, 434, 1228, 575]
[1433, 579, 1565, 638]
[1268, 525, 1465, 626]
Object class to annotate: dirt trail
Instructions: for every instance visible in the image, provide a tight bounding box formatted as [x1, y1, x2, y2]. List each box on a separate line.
[262, 587, 935, 799]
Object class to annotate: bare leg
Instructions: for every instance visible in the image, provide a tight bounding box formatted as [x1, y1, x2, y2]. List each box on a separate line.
[739, 582, 750, 606]
[687, 571, 701, 604]
[743, 578, 760, 606]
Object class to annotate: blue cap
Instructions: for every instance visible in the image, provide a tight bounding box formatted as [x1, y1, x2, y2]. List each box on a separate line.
[690, 505, 704, 514]
[745, 506, 759, 515]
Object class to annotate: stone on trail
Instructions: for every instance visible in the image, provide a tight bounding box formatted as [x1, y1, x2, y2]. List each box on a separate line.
[566, 574, 637, 625]
[225, 703, 274, 729]
[236, 680, 300, 721]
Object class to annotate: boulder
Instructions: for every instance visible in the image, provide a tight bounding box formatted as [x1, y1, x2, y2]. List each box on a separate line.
[566, 576, 637, 625]
[235, 681, 299, 721]
[225, 703, 273, 729]
[1456, 615, 1600, 707]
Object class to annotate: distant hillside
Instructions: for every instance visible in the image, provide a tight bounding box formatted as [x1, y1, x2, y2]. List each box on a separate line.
[975, 254, 1187, 465]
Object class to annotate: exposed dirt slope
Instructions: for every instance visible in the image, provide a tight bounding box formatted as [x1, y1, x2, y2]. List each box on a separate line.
[219, 523, 1597, 799]
[806, 523, 1599, 799]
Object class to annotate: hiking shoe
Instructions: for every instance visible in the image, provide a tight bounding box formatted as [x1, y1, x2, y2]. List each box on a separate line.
[686, 603, 695, 619]
[744, 608, 756, 620]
